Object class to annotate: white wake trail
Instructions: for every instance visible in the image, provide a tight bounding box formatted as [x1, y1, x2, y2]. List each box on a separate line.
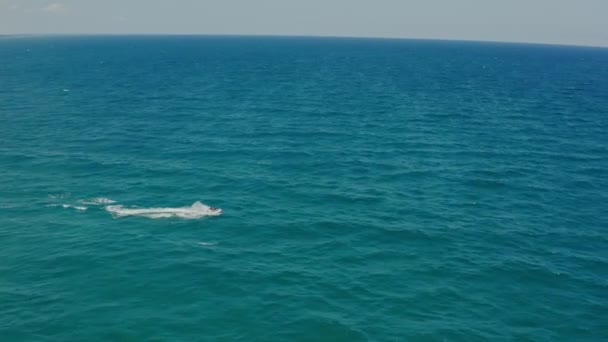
[105, 201, 222, 219]
[79, 197, 117, 205]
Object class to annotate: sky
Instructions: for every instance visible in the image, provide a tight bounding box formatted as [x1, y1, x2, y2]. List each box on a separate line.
[1, 0, 607, 47]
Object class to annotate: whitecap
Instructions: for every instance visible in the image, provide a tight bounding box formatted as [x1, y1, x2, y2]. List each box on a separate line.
[105, 201, 222, 219]
[197, 242, 218, 246]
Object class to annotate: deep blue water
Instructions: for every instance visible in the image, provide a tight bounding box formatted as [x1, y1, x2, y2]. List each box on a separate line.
[0, 36, 607, 341]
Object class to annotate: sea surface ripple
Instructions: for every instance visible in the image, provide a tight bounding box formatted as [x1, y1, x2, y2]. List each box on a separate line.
[0, 36, 607, 341]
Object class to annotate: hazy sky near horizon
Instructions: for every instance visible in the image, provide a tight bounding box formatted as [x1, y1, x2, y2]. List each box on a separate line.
[1, 0, 607, 46]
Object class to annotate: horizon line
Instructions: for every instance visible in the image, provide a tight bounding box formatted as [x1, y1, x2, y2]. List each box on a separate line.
[1, 33, 606, 49]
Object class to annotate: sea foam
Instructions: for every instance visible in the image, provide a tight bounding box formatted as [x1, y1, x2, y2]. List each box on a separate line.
[60, 204, 88, 211]
[79, 197, 117, 205]
[105, 201, 222, 219]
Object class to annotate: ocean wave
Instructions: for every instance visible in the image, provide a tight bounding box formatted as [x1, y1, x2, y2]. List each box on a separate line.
[105, 201, 222, 219]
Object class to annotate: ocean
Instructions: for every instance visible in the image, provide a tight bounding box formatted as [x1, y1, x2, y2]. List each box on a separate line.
[0, 36, 606, 341]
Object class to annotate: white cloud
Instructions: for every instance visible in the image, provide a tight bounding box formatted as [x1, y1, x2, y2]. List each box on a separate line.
[42, 3, 67, 14]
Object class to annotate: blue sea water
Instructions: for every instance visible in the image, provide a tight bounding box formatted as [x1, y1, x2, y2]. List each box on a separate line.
[0, 36, 607, 341]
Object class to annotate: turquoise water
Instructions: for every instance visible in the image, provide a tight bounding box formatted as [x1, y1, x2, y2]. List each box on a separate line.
[1, 36, 607, 341]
